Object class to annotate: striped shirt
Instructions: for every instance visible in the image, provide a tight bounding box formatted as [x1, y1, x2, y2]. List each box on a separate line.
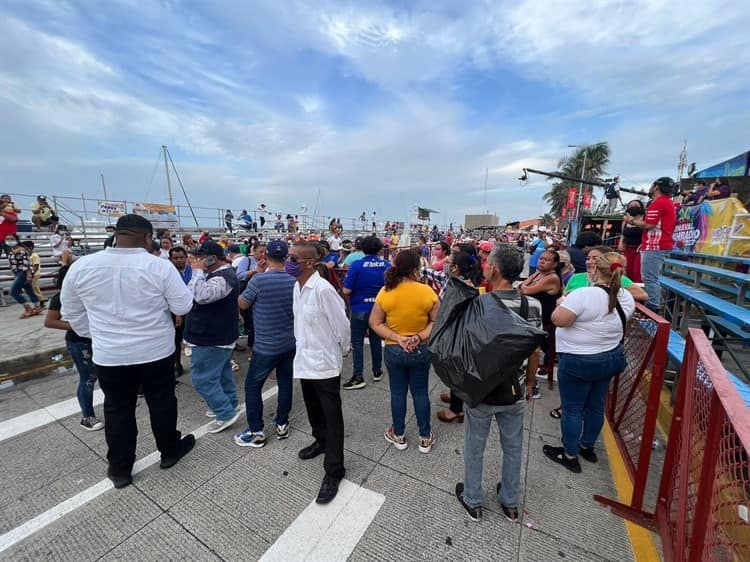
[239, 268, 296, 355]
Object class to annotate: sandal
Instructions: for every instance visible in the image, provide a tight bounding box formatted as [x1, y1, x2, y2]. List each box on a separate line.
[439, 392, 451, 404]
[549, 407, 562, 419]
[19, 310, 34, 319]
[437, 409, 464, 423]
[543, 445, 581, 473]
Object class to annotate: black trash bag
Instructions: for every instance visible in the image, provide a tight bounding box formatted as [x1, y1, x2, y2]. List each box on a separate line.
[429, 277, 548, 408]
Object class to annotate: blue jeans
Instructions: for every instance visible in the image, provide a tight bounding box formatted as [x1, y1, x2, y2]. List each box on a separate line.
[67, 340, 96, 418]
[463, 400, 525, 508]
[384, 344, 431, 436]
[557, 345, 627, 457]
[350, 310, 382, 380]
[641, 249, 669, 310]
[11, 272, 39, 305]
[190, 346, 237, 421]
[244, 348, 295, 432]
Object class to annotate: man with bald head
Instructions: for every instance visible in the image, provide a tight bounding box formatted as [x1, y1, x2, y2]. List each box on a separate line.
[61, 214, 196, 489]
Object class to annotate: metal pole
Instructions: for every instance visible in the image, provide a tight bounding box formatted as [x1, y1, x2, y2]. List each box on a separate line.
[163, 145, 173, 207]
[81, 193, 88, 222]
[576, 148, 587, 230]
[101, 174, 111, 225]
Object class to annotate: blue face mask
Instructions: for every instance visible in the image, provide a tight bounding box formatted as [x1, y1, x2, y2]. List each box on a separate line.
[285, 261, 302, 278]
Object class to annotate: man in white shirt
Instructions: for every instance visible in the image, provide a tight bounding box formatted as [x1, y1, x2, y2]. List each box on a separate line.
[287, 241, 350, 504]
[61, 214, 196, 489]
[327, 232, 343, 251]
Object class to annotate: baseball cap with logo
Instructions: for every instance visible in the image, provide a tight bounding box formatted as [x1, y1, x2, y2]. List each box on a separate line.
[267, 239, 288, 260]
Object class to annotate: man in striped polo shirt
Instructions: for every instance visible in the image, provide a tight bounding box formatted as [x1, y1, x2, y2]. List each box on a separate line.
[234, 239, 297, 447]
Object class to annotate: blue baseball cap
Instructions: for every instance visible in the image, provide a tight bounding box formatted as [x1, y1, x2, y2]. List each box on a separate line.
[267, 239, 288, 260]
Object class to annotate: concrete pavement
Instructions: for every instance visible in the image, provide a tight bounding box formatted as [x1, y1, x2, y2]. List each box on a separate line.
[0, 349, 638, 561]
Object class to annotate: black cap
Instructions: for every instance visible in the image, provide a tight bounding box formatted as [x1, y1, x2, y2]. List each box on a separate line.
[190, 241, 225, 258]
[227, 244, 241, 253]
[115, 214, 153, 234]
[653, 177, 675, 193]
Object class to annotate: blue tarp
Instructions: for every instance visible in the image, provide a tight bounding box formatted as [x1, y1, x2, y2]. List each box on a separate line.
[695, 151, 749, 178]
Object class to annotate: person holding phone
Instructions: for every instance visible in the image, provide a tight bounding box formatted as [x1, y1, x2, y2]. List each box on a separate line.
[184, 241, 241, 434]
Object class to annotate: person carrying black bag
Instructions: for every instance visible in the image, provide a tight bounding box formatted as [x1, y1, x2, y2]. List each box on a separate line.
[450, 244, 544, 523]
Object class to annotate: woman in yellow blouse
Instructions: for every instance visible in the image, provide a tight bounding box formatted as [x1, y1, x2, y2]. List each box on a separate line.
[370, 250, 440, 454]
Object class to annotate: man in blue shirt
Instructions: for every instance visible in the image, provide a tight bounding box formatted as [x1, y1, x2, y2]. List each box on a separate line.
[342, 235, 389, 389]
[342, 237, 365, 268]
[234, 239, 297, 447]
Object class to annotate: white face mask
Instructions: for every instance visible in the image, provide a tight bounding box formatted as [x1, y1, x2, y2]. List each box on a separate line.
[5, 240, 18, 247]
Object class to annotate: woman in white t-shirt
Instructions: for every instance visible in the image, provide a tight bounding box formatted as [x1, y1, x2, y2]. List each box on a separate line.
[50, 225, 72, 265]
[543, 252, 634, 473]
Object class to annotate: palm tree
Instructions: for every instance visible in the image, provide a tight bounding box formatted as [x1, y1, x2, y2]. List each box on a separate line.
[538, 213, 555, 227]
[544, 143, 610, 217]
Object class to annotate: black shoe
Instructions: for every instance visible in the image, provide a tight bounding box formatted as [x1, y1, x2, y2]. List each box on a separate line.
[160, 434, 196, 469]
[496, 483, 519, 522]
[455, 483, 482, 521]
[298, 441, 325, 460]
[316, 474, 343, 504]
[343, 377, 366, 390]
[107, 467, 133, 489]
[542, 445, 582, 473]
[578, 445, 598, 463]
[372, 370, 383, 382]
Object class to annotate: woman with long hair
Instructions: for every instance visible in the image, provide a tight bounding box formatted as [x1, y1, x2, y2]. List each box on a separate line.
[430, 241, 451, 271]
[369, 250, 440, 453]
[519, 249, 562, 397]
[543, 253, 635, 473]
[5, 233, 42, 318]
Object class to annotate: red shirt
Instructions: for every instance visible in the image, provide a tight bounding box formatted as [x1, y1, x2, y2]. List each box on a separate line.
[0, 210, 18, 240]
[641, 195, 676, 251]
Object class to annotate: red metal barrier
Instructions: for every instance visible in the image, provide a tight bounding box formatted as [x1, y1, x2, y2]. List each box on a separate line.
[607, 303, 671, 509]
[596, 328, 750, 562]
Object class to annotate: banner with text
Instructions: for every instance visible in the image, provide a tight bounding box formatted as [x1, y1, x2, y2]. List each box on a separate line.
[132, 202, 179, 229]
[673, 197, 750, 257]
[97, 201, 126, 217]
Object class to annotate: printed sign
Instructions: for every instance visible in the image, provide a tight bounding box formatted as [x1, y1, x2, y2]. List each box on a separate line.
[132, 202, 179, 229]
[97, 201, 126, 217]
[673, 197, 750, 257]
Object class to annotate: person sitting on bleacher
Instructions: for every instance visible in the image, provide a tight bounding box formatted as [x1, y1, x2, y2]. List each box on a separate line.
[0, 196, 19, 257]
[50, 225, 73, 265]
[30, 195, 59, 232]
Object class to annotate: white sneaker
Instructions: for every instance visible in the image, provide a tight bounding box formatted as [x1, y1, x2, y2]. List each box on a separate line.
[207, 411, 240, 434]
[184, 346, 192, 357]
[231, 360, 240, 372]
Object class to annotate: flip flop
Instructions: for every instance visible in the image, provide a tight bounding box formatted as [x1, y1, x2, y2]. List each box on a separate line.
[549, 407, 562, 419]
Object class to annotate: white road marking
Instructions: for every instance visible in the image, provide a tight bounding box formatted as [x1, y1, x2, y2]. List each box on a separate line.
[0, 390, 105, 443]
[0, 386, 278, 554]
[260, 479, 385, 562]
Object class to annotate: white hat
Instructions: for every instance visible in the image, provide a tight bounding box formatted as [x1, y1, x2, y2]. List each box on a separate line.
[538, 226, 547, 232]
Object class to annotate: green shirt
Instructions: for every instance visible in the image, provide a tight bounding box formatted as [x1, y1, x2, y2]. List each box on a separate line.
[564, 272, 633, 294]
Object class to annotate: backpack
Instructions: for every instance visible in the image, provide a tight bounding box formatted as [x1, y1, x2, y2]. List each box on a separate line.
[483, 295, 531, 405]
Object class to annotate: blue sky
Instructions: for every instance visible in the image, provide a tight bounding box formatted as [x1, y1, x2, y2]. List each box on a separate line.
[1, 0, 748, 229]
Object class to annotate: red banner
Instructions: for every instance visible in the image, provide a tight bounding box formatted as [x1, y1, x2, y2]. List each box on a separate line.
[566, 187, 578, 208]
[583, 189, 592, 209]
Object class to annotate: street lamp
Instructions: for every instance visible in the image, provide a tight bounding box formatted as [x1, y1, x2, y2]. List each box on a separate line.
[568, 142, 606, 238]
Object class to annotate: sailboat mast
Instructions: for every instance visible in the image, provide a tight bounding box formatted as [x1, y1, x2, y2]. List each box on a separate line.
[163, 145, 174, 206]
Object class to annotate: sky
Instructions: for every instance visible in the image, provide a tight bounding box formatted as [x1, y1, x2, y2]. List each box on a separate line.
[1, 0, 749, 229]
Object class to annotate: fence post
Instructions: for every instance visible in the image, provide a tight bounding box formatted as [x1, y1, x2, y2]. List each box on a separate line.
[80, 193, 88, 222]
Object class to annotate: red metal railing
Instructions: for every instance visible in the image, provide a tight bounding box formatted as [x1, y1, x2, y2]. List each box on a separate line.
[608, 303, 671, 509]
[597, 328, 750, 562]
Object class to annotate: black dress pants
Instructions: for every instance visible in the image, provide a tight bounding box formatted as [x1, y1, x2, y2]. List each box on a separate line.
[173, 318, 185, 376]
[96, 355, 181, 476]
[300, 376, 345, 479]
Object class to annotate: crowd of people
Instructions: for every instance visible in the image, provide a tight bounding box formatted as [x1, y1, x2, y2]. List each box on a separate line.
[4, 174, 688, 520]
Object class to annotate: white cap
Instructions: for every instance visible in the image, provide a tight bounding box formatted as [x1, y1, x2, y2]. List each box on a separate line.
[538, 226, 547, 232]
